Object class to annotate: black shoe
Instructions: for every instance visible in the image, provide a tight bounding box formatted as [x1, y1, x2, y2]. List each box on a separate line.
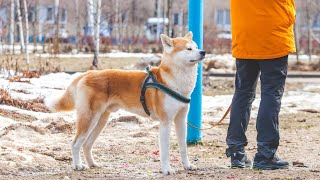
[229, 151, 252, 168]
[253, 154, 289, 170]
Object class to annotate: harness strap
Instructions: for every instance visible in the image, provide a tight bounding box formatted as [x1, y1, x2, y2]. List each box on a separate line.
[146, 65, 157, 82]
[140, 74, 151, 116]
[145, 83, 190, 103]
[140, 66, 191, 116]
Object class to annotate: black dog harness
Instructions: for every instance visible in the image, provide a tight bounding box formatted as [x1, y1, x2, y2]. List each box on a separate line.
[140, 66, 191, 116]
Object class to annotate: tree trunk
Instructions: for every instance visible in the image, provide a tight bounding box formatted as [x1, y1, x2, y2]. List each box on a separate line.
[306, 0, 312, 62]
[53, 0, 60, 54]
[87, 0, 94, 37]
[75, 0, 81, 52]
[92, 0, 101, 68]
[178, 10, 183, 37]
[23, 0, 30, 66]
[156, 0, 161, 42]
[130, 0, 137, 49]
[87, 0, 94, 51]
[16, 0, 25, 54]
[10, 0, 15, 54]
[120, 10, 128, 51]
[115, 0, 120, 48]
[33, 0, 39, 53]
[167, 0, 172, 37]
[163, 0, 166, 35]
[122, 12, 128, 51]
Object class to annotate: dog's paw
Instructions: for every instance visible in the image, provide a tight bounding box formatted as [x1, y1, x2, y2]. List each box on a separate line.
[89, 162, 102, 168]
[72, 163, 88, 171]
[184, 163, 197, 171]
[162, 168, 175, 175]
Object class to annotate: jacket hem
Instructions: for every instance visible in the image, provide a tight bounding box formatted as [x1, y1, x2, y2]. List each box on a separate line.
[232, 49, 296, 60]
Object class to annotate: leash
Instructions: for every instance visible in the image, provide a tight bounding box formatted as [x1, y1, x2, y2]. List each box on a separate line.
[187, 104, 231, 130]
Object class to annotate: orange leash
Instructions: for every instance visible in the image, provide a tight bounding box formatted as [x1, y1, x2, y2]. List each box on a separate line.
[187, 104, 231, 130]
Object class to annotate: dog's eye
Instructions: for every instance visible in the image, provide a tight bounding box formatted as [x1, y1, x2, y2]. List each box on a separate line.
[187, 48, 192, 51]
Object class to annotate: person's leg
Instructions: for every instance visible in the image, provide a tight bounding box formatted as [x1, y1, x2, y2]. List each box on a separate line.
[253, 55, 289, 169]
[226, 59, 260, 167]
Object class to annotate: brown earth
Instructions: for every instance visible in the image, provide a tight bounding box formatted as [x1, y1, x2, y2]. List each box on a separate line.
[1, 111, 318, 180]
[1, 61, 320, 179]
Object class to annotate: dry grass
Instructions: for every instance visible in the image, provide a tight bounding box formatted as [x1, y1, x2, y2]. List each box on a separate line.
[45, 118, 74, 134]
[0, 109, 37, 122]
[0, 123, 49, 138]
[0, 55, 61, 77]
[11, 89, 31, 94]
[7, 70, 41, 83]
[0, 54, 142, 73]
[0, 88, 49, 113]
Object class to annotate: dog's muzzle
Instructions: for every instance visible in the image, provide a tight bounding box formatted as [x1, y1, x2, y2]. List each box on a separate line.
[200, 50, 206, 59]
[190, 51, 206, 63]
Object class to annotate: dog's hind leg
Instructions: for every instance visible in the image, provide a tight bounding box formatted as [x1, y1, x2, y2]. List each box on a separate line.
[83, 111, 110, 168]
[174, 107, 197, 171]
[71, 110, 103, 171]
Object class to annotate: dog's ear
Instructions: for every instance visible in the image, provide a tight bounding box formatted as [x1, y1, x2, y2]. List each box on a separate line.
[160, 34, 173, 53]
[184, 31, 193, 40]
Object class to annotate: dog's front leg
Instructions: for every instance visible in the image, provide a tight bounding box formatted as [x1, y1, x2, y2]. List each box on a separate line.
[174, 108, 197, 171]
[159, 121, 174, 175]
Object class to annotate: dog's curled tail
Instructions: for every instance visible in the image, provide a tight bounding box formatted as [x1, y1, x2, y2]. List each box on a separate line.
[45, 86, 75, 112]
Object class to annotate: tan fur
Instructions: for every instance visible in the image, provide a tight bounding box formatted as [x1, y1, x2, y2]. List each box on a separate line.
[55, 66, 172, 121]
[51, 74, 84, 111]
[172, 38, 191, 53]
[47, 32, 206, 174]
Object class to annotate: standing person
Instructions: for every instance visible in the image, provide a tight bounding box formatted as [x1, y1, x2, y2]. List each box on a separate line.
[226, 1, 296, 169]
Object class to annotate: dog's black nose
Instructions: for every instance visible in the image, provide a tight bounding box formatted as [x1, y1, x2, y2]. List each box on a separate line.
[200, 51, 206, 56]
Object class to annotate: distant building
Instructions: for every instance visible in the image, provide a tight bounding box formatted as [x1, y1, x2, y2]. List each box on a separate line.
[0, 0, 318, 53]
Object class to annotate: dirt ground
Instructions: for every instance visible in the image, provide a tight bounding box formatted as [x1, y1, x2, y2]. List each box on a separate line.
[1, 57, 320, 179]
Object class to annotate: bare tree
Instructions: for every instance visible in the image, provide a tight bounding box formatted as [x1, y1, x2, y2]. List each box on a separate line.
[16, 0, 25, 53]
[156, 0, 161, 42]
[23, 0, 30, 66]
[178, 9, 184, 37]
[166, 0, 172, 36]
[86, 0, 95, 52]
[306, 0, 313, 61]
[75, 0, 81, 52]
[92, 0, 101, 68]
[53, 0, 60, 54]
[163, 0, 166, 35]
[10, 0, 15, 54]
[33, 0, 39, 53]
[87, 0, 94, 36]
[115, 0, 120, 47]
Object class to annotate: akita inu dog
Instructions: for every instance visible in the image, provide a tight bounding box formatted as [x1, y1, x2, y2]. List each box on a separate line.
[46, 32, 206, 175]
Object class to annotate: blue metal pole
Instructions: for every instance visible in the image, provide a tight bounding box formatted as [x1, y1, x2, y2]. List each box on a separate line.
[187, 0, 203, 144]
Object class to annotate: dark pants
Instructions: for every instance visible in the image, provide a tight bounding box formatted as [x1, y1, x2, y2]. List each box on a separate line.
[226, 56, 288, 159]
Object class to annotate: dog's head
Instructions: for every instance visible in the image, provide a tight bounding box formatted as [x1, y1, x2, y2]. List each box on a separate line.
[160, 32, 206, 66]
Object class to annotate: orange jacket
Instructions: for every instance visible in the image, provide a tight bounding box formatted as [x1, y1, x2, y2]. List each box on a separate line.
[231, 0, 296, 59]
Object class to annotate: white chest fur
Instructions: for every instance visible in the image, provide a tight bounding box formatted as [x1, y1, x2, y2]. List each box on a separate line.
[159, 64, 198, 122]
[161, 64, 198, 98]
